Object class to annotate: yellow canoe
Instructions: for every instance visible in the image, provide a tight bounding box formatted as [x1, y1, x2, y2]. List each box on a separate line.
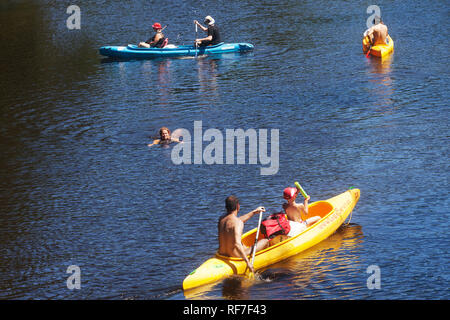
[182, 189, 361, 291]
[363, 35, 394, 58]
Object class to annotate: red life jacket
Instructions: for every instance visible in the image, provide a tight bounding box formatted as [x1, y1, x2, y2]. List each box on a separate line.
[261, 213, 291, 239]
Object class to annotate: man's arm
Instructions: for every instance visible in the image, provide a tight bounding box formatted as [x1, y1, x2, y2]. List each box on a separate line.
[239, 206, 265, 223]
[233, 222, 254, 273]
[365, 27, 375, 45]
[194, 20, 208, 32]
[196, 35, 212, 43]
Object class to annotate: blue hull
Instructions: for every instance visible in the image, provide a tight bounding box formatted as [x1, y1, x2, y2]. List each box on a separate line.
[99, 42, 254, 59]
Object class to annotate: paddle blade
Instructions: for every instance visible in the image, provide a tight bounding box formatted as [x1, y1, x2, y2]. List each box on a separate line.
[244, 270, 262, 282]
[294, 181, 308, 199]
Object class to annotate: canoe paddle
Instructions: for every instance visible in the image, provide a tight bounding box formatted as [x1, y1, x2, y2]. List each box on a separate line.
[364, 35, 372, 58]
[295, 181, 309, 221]
[294, 181, 309, 199]
[365, 45, 372, 58]
[194, 22, 198, 58]
[248, 209, 264, 279]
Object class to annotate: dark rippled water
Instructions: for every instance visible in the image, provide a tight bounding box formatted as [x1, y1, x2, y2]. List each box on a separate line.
[0, 0, 448, 300]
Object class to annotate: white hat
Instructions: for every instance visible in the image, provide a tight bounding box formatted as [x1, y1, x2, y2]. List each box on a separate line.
[204, 15, 215, 25]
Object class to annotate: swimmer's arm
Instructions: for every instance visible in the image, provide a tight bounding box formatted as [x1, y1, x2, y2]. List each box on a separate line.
[148, 139, 160, 147]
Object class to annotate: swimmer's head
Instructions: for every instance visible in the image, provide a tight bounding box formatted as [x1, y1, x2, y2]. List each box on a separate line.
[159, 127, 171, 141]
[283, 187, 297, 200]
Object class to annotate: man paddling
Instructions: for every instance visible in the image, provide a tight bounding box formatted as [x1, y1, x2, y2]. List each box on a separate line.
[364, 16, 389, 46]
[194, 16, 221, 46]
[218, 196, 268, 273]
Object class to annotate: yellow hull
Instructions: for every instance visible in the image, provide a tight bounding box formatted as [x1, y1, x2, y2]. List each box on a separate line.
[363, 35, 394, 58]
[182, 189, 361, 291]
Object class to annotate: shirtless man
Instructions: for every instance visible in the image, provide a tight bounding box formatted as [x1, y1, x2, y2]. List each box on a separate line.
[218, 196, 268, 273]
[364, 16, 388, 46]
[282, 187, 321, 237]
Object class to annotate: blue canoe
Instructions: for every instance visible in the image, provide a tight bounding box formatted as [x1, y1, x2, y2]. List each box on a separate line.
[99, 42, 254, 59]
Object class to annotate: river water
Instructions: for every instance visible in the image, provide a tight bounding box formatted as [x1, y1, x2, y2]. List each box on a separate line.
[0, 0, 448, 300]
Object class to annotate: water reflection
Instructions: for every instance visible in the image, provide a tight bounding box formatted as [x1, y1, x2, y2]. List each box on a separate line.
[366, 54, 395, 113]
[368, 54, 394, 75]
[154, 59, 173, 107]
[280, 224, 365, 297]
[197, 58, 220, 101]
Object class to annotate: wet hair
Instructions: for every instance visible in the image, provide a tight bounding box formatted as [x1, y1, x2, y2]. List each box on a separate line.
[373, 16, 382, 25]
[225, 196, 239, 213]
[159, 127, 171, 139]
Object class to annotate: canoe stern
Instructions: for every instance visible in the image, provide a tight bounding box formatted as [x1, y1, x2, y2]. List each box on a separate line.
[362, 35, 394, 58]
[182, 257, 238, 291]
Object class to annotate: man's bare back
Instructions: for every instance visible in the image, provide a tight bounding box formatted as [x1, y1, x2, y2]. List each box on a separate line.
[218, 214, 245, 257]
[283, 202, 307, 223]
[217, 196, 267, 273]
[367, 23, 388, 45]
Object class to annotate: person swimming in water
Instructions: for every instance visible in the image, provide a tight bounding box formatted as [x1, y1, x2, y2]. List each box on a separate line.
[148, 127, 180, 147]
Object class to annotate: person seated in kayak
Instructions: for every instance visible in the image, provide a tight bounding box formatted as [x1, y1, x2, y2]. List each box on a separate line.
[282, 187, 321, 237]
[148, 127, 180, 147]
[218, 196, 268, 273]
[194, 16, 221, 46]
[364, 16, 389, 46]
[139, 22, 168, 48]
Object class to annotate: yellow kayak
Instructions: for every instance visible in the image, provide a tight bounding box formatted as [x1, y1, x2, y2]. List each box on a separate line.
[363, 35, 394, 58]
[182, 189, 361, 291]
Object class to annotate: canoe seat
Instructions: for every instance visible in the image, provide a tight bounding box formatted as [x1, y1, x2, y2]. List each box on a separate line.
[305, 201, 334, 219]
[269, 235, 289, 246]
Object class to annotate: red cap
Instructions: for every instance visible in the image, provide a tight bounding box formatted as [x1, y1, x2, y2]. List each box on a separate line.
[283, 187, 297, 200]
[152, 22, 162, 29]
